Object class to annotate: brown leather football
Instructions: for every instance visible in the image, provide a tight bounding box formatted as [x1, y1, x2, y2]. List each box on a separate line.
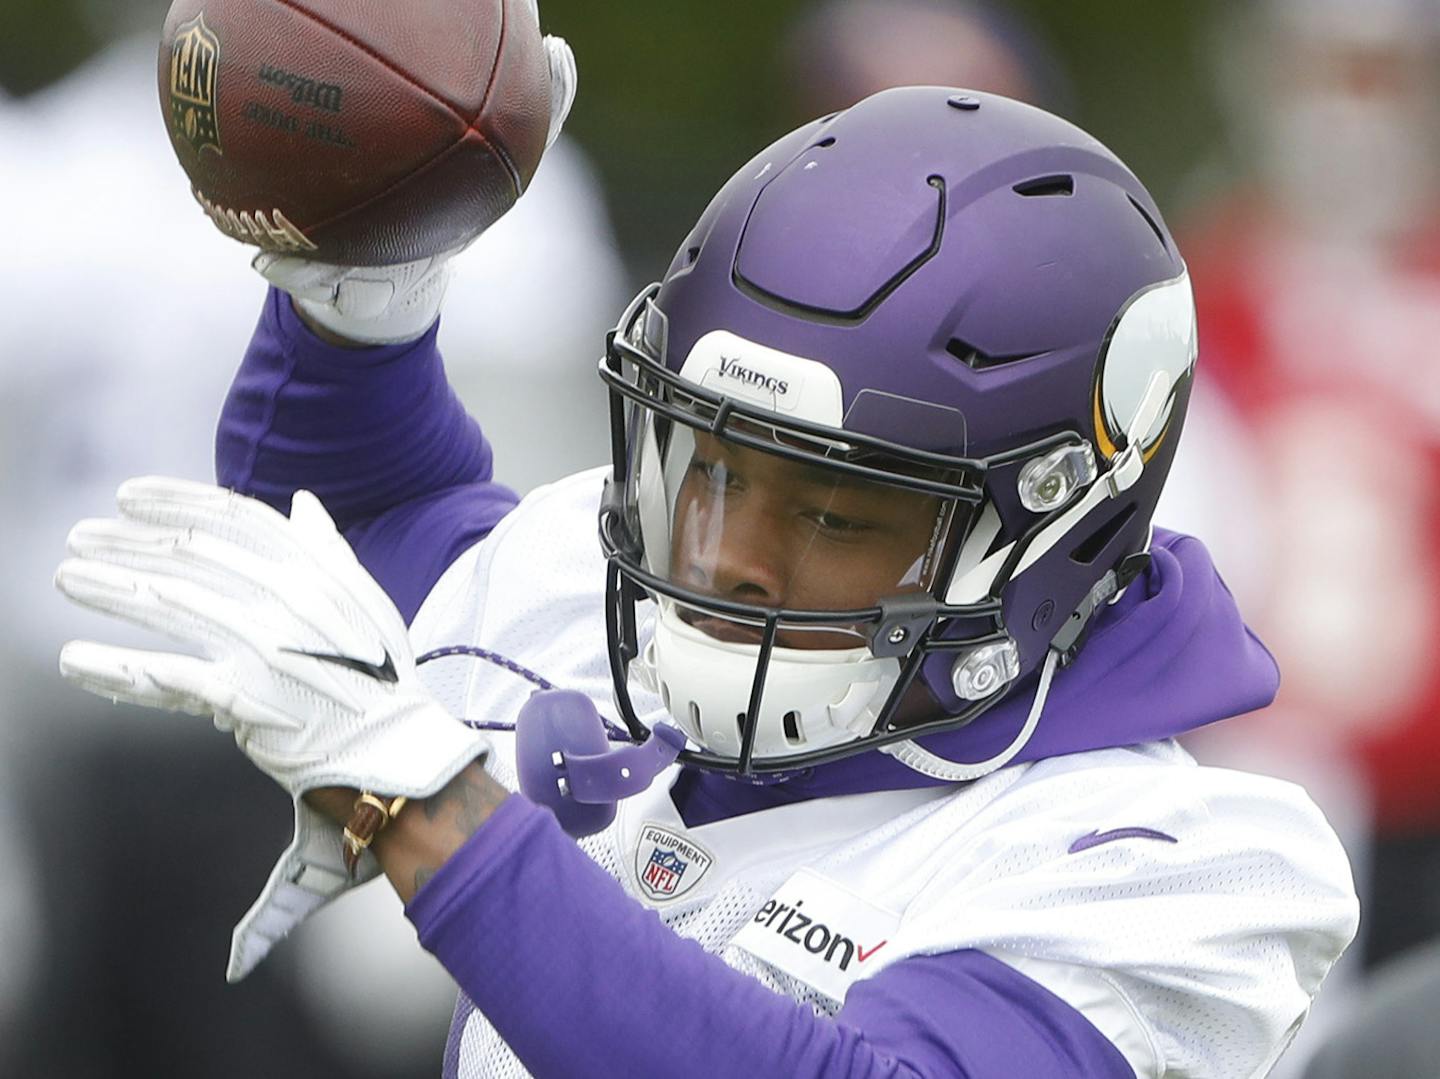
[159, 0, 552, 265]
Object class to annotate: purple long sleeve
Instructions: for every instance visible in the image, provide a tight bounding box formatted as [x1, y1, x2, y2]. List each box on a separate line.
[216, 289, 518, 619]
[409, 796, 1132, 1079]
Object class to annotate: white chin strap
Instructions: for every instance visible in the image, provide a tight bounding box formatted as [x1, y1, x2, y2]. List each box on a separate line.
[879, 647, 1060, 782]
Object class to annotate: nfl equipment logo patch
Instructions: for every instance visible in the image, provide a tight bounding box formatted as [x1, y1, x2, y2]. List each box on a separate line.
[634, 824, 712, 904]
[169, 14, 223, 155]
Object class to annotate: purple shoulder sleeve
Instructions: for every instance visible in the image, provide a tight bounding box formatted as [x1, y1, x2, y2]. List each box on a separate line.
[408, 797, 1133, 1079]
[217, 289, 519, 620]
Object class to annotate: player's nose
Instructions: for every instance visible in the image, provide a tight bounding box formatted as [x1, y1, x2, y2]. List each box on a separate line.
[702, 509, 790, 606]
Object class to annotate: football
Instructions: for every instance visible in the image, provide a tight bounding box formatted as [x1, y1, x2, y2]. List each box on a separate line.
[159, 0, 553, 265]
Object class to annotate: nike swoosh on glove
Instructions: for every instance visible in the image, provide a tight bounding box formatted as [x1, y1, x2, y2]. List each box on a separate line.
[55, 477, 489, 979]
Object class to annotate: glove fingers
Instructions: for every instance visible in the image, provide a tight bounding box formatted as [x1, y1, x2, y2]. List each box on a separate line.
[70, 508, 346, 607]
[287, 490, 344, 549]
[64, 551, 387, 681]
[281, 494, 407, 646]
[543, 35, 577, 148]
[110, 480, 364, 599]
[71, 495, 410, 670]
[116, 478, 302, 564]
[57, 637, 307, 740]
[56, 557, 251, 653]
[59, 639, 219, 715]
[66, 517, 278, 607]
[115, 481, 368, 615]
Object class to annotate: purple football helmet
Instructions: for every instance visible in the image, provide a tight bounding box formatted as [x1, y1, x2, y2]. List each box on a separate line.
[598, 87, 1196, 779]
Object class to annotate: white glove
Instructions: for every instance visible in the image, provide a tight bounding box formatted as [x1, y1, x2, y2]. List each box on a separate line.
[522, 0, 578, 149]
[254, 247, 460, 346]
[55, 477, 488, 977]
[253, 13, 575, 346]
[227, 796, 375, 982]
[542, 35, 577, 149]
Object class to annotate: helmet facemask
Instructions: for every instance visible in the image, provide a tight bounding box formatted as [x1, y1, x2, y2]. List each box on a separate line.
[599, 289, 1030, 776]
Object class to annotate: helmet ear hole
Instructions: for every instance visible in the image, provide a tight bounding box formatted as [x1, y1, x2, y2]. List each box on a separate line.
[1069, 505, 1137, 566]
[783, 710, 804, 745]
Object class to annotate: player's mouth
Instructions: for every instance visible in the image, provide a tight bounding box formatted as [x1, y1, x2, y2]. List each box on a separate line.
[682, 612, 767, 645]
[680, 611, 862, 652]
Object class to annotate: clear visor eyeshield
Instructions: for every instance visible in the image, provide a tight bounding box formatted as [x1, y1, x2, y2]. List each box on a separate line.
[625, 411, 964, 647]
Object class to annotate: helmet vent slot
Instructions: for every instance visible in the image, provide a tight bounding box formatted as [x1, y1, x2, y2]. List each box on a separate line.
[782, 710, 804, 745]
[1013, 174, 1074, 198]
[1069, 505, 1137, 565]
[1127, 195, 1169, 251]
[685, 246, 701, 266]
[945, 337, 1044, 371]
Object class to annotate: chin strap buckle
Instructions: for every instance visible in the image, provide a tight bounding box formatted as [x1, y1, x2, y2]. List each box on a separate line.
[1104, 443, 1145, 497]
[1050, 550, 1152, 666]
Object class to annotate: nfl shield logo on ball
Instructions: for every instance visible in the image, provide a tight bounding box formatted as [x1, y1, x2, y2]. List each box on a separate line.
[170, 14, 222, 155]
[634, 824, 712, 903]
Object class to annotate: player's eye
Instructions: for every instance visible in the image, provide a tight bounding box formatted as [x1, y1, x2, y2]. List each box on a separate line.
[689, 457, 741, 492]
[806, 509, 873, 536]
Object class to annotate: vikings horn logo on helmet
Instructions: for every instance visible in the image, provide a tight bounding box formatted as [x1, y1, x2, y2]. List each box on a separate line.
[1092, 273, 1198, 462]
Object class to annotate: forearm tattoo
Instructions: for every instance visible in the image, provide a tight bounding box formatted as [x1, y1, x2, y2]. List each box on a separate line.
[412, 763, 509, 894]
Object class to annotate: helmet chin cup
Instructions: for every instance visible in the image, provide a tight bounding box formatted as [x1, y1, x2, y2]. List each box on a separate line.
[515, 690, 687, 838]
[641, 605, 897, 759]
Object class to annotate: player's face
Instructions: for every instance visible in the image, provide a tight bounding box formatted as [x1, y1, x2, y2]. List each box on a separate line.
[668, 432, 950, 648]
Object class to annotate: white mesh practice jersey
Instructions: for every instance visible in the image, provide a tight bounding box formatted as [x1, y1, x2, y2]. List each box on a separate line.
[409, 467, 1359, 1079]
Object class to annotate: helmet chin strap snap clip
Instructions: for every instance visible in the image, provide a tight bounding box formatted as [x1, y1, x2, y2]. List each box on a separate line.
[516, 689, 687, 838]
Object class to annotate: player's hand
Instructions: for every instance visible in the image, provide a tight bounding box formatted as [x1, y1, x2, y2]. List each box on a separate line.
[55, 477, 490, 981]
[55, 477, 486, 800]
[254, 247, 462, 346]
[536, 22, 577, 151]
[251, 4, 575, 348]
